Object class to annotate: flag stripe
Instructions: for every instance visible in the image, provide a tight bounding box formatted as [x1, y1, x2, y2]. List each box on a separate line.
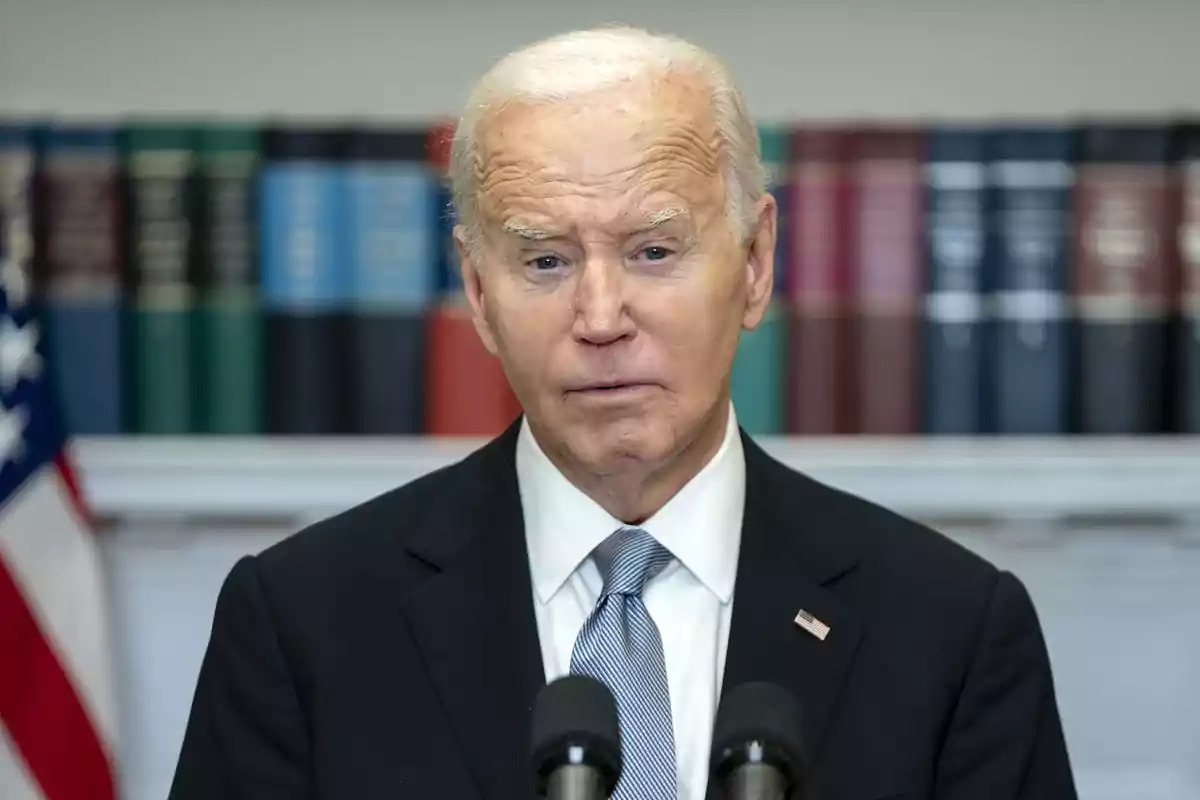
[53, 450, 95, 532]
[0, 467, 118, 752]
[0, 717, 45, 800]
[0, 553, 115, 800]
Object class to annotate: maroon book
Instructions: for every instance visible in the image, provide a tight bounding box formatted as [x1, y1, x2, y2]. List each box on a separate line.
[847, 126, 925, 435]
[787, 126, 854, 434]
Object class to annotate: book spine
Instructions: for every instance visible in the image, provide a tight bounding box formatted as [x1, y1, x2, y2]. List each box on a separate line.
[786, 127, 852, 434]
[922, 126, 989, 434]
[346, 127, 432, 434]
[0, 126, 35, 318]
[1073, 125, 1177, 434]
[730, 124, 788, 434]
[1180, 124, 1200, 433]
[427, 120, 462, 296]
[850, 127, 925, 435]
[33, 124, 125, 434]
[989, 127, 1075, 435]
[195, 124, 263, 434]
[424, 304, 522, 435]
[124, 122, 198, 434]
[261, 127, 351, 434]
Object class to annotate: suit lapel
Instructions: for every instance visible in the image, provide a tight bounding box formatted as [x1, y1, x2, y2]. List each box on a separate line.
[720, 432, 866, 779]
[398, 422, 545, 800]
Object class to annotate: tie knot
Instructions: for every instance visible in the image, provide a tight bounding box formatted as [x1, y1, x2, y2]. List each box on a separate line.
[594, 527, 673, 597]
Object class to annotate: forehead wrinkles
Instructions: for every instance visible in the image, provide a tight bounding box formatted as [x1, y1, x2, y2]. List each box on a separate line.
[476, 114, 725, 224]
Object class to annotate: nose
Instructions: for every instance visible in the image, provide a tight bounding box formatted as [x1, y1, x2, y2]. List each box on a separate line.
[572, 257, 635, 346]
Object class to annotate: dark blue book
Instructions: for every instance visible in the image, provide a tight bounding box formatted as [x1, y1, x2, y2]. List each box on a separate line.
[1180, 122, 1200, 434]
[1074, 124, 1177, 435]
[260, 126, 352, 434]
[988, 126, 1076, 435]
[31, 124, 126, 434]
[921, 126, 990, 434]
[427, 121, 462, 298]
[345, 127, 434, 434]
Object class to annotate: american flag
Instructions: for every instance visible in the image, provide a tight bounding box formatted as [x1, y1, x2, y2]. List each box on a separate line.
[793, 608, 831, 642]
[1, 132, 118, 799]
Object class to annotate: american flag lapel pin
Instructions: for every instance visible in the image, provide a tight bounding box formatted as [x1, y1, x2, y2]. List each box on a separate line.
[793, 608, 831, 642]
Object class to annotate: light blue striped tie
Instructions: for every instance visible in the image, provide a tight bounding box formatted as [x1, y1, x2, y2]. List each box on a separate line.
[570, 527, 678, 800]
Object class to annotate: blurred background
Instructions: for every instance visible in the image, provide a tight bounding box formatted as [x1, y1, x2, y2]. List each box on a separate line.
[1, 0, 1199, 798]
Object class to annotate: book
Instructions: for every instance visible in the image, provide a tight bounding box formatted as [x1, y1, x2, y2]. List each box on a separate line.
[1179, 122, 1200, 433]
[346, 126, 432, 434]
[989, 125, 1076, 435]
[32, 123, 126, 434]
[922, 125, 990, 434]
[260, 125, 352, 434]
[0, 124, 35, 325]
[424, 303, 522, 435]
[194, 123, 263, 434]
[787, 126, 853, 434]
[123, 121, 198, 434]
[731, 124, 789, 434]
[849, 125, 925, 435]
[427, 120, 462, 296]
[1073, 123, 1178, 434]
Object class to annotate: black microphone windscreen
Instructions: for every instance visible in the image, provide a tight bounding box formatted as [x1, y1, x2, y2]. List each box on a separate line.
[710, 681, 807, 788]
[530, 675, 622, 791]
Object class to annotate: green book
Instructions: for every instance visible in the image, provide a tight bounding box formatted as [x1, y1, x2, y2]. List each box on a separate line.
[730, 125, 789, 435]
[757, 124, 789, 297]
[732, 301, 786, 435]
[195, 124, 263, 434]
[124, 122, 198, 434]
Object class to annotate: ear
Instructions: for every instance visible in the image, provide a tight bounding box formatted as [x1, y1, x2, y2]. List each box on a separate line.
[741, 192, 777, 331]
[454, 224, 500, 356]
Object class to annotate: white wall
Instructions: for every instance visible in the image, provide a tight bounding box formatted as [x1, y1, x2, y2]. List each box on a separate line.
[2, 0, 1198, 122]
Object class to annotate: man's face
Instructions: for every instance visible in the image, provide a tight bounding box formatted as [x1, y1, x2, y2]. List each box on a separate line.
[458, 73, 775, 477]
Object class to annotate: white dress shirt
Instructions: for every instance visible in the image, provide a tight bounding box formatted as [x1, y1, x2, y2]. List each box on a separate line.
[516, 404, 746, 800]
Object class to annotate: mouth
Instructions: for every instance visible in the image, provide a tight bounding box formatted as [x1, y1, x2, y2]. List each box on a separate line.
[566, 381, 660, 396]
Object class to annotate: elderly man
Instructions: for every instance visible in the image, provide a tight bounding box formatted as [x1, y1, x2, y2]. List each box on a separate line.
[169, 26, 1077, 800]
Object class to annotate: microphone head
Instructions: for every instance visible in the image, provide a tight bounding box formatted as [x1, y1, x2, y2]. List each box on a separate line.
[710, 681, 807, 792]
[530, 675, 622, 796]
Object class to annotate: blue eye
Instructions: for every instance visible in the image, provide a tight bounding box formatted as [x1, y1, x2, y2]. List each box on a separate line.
[528, 255, 564, 270]
[639, 246, 673, 261]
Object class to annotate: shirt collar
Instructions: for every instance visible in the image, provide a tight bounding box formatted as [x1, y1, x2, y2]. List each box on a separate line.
[517, 403, 745, 606]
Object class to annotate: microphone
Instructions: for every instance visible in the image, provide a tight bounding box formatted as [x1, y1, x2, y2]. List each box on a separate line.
[709, 682, 808, 800]
[530, 675, 622, 800]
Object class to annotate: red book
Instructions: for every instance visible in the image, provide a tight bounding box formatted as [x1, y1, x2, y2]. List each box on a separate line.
[847, 126, 925, 435]
[423, 122, 522, 435]
[787, 126, 854, 434]
[424, 304, 522, 435]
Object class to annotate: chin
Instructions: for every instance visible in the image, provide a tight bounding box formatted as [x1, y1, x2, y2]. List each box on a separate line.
[567, 415, 679, 476]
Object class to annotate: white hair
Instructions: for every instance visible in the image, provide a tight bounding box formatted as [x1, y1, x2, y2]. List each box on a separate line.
[448, 26, 768, 252]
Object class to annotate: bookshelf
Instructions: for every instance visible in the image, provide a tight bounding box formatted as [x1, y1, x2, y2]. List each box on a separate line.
[75, 435, 1200, 525]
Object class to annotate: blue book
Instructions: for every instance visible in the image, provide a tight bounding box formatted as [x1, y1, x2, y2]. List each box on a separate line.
[345, 128, 434, 433]
[428, 122, 463, 298]
[1178, 122, 1199, 433]
[988, 126, 1076, 435]
[32, 124, 126, 434]
[260, 126, 352, 434]
[921, 126, 990, 434]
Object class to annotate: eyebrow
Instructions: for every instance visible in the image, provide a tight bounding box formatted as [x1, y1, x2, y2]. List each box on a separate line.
[502, 206, 692, 242]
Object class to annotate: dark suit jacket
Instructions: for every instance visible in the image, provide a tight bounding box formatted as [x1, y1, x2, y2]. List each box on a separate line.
[168, 421, 1078, 800]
